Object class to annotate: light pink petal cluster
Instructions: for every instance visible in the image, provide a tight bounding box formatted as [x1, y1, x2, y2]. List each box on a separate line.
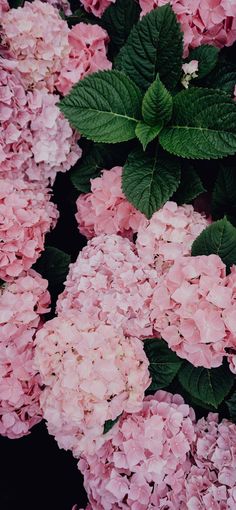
[57, 22, 112, 96]
[150, 254, 236, 368]
[80, 0, 115, 18]
[76, 167, 145, 241]
[57, 234, 157, 339]
[0, 0, 9, 16]
[35, 312, 150, 456]
[1, 0, 70, 92]
[136, 201, 209, 276]
[0, 269, 50, 438]
[41, 0, 71, 15]
[139, 0, 236, 56]
[0, 59, 81, 184]
[0, 177, 59, 281]
[78, 390, 196, 509]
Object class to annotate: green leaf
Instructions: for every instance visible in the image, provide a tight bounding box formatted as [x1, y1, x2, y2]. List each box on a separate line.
[103, 415, 121, 434]
[186, 45, 219, 80]
[142, 75, 173, 126]
[33, 246, 71, 291]
[8, 0, 24, 7]
[178, 362, 234, 408]
[212, 166, 236, 221]
[135, 122, 162, 150]
[101, 0, 140, 52]
[117, 4, 183, 91]
[203, 58, 236, 96]
[226, 392, 236, 423]
[191, 217, 236, 272]
[173, 165, 206, 204]
[59, 70, 142, 143]
[159, 87, 236, 159]
[144, 338, 183, 391]
[122, 148, 181, 218]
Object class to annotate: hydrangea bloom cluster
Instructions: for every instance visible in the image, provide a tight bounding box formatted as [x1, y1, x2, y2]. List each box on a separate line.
[150, 254, 236, 368]
[78, 390, 196, 509]
[80, 0, 115, 18]
[0, 177, 58, 281]
[57, 23, 112, 96]
[1, 0, 70, 92]
[0, 0, 8, 16]
[139, 0, 236, 56]
[42, 0, 71, 15]
[57, 234, 156, 339]
[0, 269, 50, 439]
[35, 312, 150, 456]
[76, 167, 144, 241]
[136, 201, 209, 275]
[0, 59, 81, 184]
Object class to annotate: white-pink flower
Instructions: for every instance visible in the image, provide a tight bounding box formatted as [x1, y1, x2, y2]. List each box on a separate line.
[76, 167, 145, 241]
[80, 0, 116, 18]
[35, 312, 150, 456]
[0, 269, 50, 439]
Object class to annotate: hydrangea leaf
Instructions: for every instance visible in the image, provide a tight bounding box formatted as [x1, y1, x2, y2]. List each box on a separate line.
[101, 0, 140, 52]
[212, 166, 236, 222]
[142, 75, 173, 126]
[135, 122, 162, 150]
[226, 392, 236, 423]
[103, 415, 121, 434]
[186, 45, 219, 80]
[178, 362, 234, 408]
[203, 58, 236, 96]
[144, 338, 183, 391]
[117, 4, 183, 91]
[122, 149, 181, 218]
[191, 217, 236, 272]
[173, 165, 206, 204]
[59, 70, 142, 143]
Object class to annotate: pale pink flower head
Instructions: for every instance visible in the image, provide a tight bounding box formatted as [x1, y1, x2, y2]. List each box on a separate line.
[150, 254, 236, 368]
[41, 0, 71, 15]
[0, 177, 59, 282]
[0, 269, 50, 439]
[78, 390, 195, 509]
[1, 0, 70, 92]
[0, 59, 82, 184]
[76, 167, 145, 241]
[136, 201, 209, 276]
[80, 0, 116, 18]
[57, 22, 112, 95]
[182, 59, 199, 88]
[35, 312, 150, 456]
[57, 234, 157, 339]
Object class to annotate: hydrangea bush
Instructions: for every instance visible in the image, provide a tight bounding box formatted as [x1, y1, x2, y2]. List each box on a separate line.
[1, 0, 236, 508]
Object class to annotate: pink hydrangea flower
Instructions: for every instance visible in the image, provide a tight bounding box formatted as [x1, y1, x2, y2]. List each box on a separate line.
[136, 201, 209, 276]
[0, 59, 81, 184]
[150, 254, 236, 368]
[57, 234, 157, 339]
[76, 167, 145, 241]
[80, 0, 115, 18]
[0, 0, 9, 16]
[0, 269, 50, 439]
[57, 22, 112, 96]
[42, 0, 71, 15]
[35, 312, 150, 456]
[139, 0, 236, 57]
[78, 390, 195, 509]
[1, 0, 70, 92]
[0, 177, 59, 281]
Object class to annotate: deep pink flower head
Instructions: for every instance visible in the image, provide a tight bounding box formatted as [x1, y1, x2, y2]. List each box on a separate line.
[0, 177, 58, 282]
[80, 0, 115, 18]
[0, 59, 81, 184]
[150, 254, 236, 368]
[1, 0, 70, 92]
[35, 312, 150, 456]
[57, 22, 112, 95]
[76, 167, 145, 241]
[78, 390, 195, 509]
[0, 269, 50, 439]
[139, 0, 236, 56]
[136, 201, 209, 276]
[57, 234, 157, 339]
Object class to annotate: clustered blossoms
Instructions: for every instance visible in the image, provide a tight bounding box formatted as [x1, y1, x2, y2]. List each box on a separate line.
[139, 0, 236, 56]
[34, 312, 150, 456]
[150, 254, 236, 368]
[76, 167, 145, 241]
[80, 0, 115, 18]
[0, 270, 50, 438]
[57, 234, 156, 339]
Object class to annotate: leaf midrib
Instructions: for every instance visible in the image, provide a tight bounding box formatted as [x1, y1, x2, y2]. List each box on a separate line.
[63, 106, 139, 123]
[165, 125, 236, 134]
